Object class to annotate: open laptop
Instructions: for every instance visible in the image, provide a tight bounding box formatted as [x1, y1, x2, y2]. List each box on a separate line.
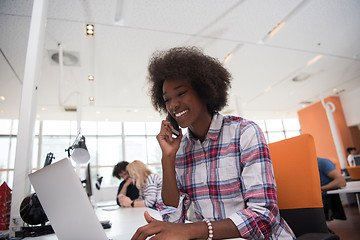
[29, 158, 114, 240]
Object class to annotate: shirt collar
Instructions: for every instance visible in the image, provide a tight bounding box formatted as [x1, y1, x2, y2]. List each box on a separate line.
[187, 112, 223, 142]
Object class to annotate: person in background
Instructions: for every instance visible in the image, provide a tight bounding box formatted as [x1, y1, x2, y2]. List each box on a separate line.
[118, 160, 162, 209]
[132, 46, 295, 240]
[112, 161, 139, 207]
[317, 157, 347, 221]
[346, 147, 357, 167]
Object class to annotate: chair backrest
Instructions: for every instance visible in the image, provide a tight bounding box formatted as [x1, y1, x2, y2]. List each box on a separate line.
[347, 166, 360, 180]
[268, 134, 329, 237]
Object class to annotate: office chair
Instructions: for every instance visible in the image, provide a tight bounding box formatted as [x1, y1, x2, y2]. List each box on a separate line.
[268, 134, 339, 240]
[347, 166, 360, 180]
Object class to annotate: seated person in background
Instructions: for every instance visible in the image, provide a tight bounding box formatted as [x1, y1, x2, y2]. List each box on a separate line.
[112, 161, 139, 206]
[347, 147, 357, 167]
[317, 157, 347, 221]
[118, 160, 162, 209]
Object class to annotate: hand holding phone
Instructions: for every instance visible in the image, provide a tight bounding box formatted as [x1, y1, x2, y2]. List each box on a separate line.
[168, 112, 180, 137]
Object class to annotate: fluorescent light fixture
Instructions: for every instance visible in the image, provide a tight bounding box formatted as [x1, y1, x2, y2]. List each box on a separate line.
[86, 24, 94, 36]
[224, 53, 233, 64]
[306, 55, 323, 66]
[264, 87, 272, 93]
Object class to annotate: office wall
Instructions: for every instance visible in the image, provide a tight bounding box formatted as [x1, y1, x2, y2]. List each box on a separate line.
[340, 87, 360, 127]
[349, 126, 360, 154]
[297, 96, 353, 168]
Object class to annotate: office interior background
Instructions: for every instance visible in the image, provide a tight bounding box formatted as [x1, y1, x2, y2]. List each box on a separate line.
[1, 1, 360, 200]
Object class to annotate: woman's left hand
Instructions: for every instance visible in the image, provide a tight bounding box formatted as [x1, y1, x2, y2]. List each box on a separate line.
[118, 195, 132, 207]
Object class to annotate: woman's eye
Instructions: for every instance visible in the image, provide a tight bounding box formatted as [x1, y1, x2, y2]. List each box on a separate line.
[178, 91, 187, 96]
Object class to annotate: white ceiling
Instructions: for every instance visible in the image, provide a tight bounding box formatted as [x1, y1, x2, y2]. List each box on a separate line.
[1, 0, 360, 123]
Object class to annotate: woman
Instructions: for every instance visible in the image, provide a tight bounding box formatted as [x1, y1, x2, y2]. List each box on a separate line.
[131, 47, 295, 239]
[118, 160, 162, 209]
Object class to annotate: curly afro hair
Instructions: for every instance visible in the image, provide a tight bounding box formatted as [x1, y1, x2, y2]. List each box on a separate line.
[148, 46, 232, 115]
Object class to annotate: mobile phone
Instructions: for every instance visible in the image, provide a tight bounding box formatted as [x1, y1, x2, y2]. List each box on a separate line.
[168, 112, 180, 137]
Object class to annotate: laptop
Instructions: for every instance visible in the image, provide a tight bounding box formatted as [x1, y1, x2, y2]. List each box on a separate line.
[29, 158, 114, 240]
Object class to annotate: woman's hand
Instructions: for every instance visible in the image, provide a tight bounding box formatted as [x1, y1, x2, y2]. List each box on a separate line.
[156, 120, 182, 158]
[124, 177, 133, 187]
[118, 195, 132, 207]
[131, 211, 191, 240]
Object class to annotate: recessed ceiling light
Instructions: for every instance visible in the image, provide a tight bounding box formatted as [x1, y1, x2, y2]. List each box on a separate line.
[86, 24, 94, 36]
[88, 75, 94, 81]
[0, 96, 5, 101]
[89, 97, 95, 102]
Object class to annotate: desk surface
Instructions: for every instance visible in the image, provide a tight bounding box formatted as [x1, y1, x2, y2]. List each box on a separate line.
[326, 181, 360, 194]
[24, 205, 160, 239]
[25, 202, 244, 240]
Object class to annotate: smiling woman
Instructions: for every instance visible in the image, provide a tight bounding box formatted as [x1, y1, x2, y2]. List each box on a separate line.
[132, 46, 296, 240]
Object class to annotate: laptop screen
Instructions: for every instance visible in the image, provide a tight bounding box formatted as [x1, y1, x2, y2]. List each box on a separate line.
[29, 158, 108, 240]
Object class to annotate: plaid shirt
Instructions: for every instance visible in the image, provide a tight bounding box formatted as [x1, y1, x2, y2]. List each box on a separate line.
[158, 113, 295, 239]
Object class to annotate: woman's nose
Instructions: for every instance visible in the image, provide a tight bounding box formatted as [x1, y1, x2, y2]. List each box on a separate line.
[169, 100, 179, 112]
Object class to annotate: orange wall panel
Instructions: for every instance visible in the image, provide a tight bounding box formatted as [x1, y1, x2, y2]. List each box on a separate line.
[297, 96, 353, 169]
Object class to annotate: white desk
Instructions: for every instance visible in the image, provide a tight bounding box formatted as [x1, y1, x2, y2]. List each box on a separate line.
[326, 181, 360, 195]
[24, 204, 244, 239]
[326, 181, 360, 212]
[24, 205, 160, 239]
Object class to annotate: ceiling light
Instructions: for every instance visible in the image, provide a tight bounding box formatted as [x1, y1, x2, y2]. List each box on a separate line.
[41, 107, 47, 111]
[261, 21, 286, 42]
[292, 73, 311, 82]
[0, 96, 5, 101]
[88, 75, 94, 81]
[86, 24, 94, 36]
[224, 53, 233, 64]
[264, 87, 272, 93]
[89, 97, 95, 102]
[306, 55, 323, 66]
[268, 21, 285, 39]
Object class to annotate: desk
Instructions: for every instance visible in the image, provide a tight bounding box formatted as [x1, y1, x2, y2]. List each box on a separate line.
[24, 206, 161, 239]
[24, 203, 244, 239]
[327, 181, 360, 212]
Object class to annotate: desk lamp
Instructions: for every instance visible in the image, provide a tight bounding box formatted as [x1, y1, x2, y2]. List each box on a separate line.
[65, 134, 90, 164]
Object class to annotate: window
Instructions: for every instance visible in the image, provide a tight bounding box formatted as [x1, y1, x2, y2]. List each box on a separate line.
[253, 118, 301, 143]
[1, 118, 301, 189]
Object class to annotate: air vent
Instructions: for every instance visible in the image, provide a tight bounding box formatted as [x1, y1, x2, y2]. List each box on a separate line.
[64, 106, 77, 112]
[292, 73, 311, 82]
[47, 50, 80, 66]
[299, 101, 312, 105]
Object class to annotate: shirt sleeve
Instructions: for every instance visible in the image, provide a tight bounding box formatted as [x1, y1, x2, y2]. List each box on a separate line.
[143, 174, 162, 208]
[156, 174, 191, 223]
[228, 122, 284, 239]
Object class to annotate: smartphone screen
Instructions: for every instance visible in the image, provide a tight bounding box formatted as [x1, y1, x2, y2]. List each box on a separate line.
[168, 112, 180, 137]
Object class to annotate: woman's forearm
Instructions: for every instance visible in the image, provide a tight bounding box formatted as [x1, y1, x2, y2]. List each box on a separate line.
[161, 156, 180, 207]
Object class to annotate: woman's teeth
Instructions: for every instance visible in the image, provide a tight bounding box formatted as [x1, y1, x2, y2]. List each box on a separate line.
[175, 110, 187, 118]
